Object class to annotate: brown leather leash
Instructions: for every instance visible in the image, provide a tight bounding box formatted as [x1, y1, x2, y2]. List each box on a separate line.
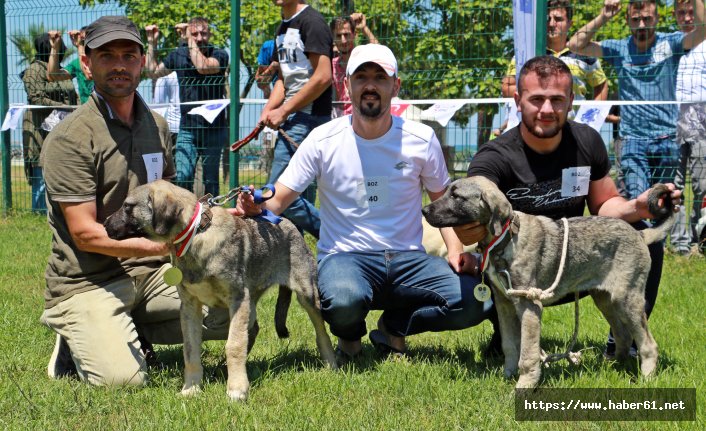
[230, 123, 300, 152]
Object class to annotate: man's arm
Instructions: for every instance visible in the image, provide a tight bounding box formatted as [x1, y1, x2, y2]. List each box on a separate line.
[587, 176, 681, 222]
[46, 31, 73, 82]
[260, 53, 332, 129]
[144, 25, 172, 79]
[230, 181, 301, 217]
[259, 77, 287, 124]
[187, 35, 223, 75]
[568, 0, 622, 57]
[351, 13, 379, 44]
[683, 0, 706, 50]
[60, 200, 168, 257]
[428, 188, 476, 274]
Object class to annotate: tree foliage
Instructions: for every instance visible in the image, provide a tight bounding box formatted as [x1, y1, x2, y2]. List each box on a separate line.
[10, 23, 76, 68]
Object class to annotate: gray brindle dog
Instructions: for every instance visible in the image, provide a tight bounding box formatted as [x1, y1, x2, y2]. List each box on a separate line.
[422, 176, 676, 388]
[105, 180, 337, 401]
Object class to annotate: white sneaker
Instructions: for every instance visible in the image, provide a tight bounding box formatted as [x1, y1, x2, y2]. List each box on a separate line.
[47, 334, 76, 378]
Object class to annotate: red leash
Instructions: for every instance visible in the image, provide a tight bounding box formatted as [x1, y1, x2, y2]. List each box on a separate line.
[230, 123, 265, 152]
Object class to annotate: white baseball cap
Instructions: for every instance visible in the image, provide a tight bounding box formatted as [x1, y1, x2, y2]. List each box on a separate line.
[346, 44, 398, 77]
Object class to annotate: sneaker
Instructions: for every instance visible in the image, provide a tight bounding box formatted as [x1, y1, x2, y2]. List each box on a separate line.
[138, 334, 161, 369]
[603, 341, 637, 360]
[47, 334, 77, 378]
[482, 330, 503, 359]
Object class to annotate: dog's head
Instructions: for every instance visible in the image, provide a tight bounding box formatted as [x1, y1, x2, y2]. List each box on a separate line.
[422, 176, 514, 237]
[104, 180, 195, 242]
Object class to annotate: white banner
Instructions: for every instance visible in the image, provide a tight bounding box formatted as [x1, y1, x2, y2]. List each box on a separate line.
[421, 101, 465, 127]
[1, 105, 25, 131]
[574, 103, 612, 132]
[187, 100, 230, 124]
[505, 99, 521, 133]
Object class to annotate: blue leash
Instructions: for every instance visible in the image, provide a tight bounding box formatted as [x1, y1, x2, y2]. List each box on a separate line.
[242, 184, 282, 224]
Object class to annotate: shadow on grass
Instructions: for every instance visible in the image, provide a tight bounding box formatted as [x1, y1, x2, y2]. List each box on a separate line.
[150, 334, 678, 388]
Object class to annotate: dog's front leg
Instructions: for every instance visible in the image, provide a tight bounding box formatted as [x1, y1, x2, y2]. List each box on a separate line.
[516, 299, 544, 389]
[493, 289, 521, 378]
[225, 288, 251, 401]
[178, 287, 204, 396]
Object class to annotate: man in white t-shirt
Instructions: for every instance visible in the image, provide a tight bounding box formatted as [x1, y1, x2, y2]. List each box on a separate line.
[672, 0, 706, 255]
[235, 44, 494, 359]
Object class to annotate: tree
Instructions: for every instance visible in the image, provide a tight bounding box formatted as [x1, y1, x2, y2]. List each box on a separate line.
[10, 23, 76, 69]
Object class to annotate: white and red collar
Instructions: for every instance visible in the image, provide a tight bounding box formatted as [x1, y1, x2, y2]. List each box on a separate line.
[479, 217, 513, 273]
[173, 202, 203, 258]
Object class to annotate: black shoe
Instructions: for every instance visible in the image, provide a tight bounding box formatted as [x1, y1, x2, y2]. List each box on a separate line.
[482, 330, 503, 359]
[138, 335, 160, 369]
[47, 334, 77, 378]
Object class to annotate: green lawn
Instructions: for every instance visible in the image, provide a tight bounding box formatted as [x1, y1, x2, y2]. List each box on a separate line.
[0, 213, 703, 430]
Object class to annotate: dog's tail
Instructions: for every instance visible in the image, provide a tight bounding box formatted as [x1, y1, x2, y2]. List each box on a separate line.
[274, 285, 292, 339]
[641, 183, 677, 245]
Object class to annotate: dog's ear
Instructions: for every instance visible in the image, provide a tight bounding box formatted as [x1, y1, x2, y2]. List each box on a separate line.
[482, 187, 513, 237]
[151, 187, 183, 236]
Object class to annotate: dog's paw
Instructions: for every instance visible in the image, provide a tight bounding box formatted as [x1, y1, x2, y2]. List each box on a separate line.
[516, 374, 540, 389]
[180, 385, 202, 397]
[227, 388, 249, 402]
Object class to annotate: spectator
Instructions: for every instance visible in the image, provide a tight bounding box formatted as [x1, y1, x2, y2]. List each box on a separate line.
[21, 32, 78, 214]
[456, 55, 681, 359]
[39, 16, 228, 386]
[496, 0, 616, 135]
[259, 0, 333, 239]
[330, 12, 378, 117]
[568, 0, 706, 200]
[672, 0, 706, 256]
[236, 44, 495, 360]
[255, 40, 278, 98]
[47, 27, 94, 104]
[145, 17, 229, 197]
[153, 71, 181, 149]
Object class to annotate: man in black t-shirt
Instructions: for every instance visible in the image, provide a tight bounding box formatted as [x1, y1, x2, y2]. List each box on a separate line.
[145, 17, 229, 197]
[259, 0, 333, 239]
[456, 55, 681, 358]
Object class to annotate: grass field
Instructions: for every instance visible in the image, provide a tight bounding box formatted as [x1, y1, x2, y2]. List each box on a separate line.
[0, 213, 703, 430]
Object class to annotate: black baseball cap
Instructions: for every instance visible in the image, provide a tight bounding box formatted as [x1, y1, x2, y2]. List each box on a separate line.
[85, 16, 143, 50]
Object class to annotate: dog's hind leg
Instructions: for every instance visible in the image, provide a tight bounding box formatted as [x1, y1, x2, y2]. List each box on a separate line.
[493, 291, 521, 378]
[225, 288, 252, 401]
[293, 290, 338, 370]
[616, 290, 658, 376]
[515, 299, 544, 389]
[178, 287, 205, 397]
[275, 285, 292, 339]
[590, 289, 632, 360]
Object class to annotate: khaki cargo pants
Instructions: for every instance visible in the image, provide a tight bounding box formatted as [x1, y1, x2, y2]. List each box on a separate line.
[41, 263, 230, 386]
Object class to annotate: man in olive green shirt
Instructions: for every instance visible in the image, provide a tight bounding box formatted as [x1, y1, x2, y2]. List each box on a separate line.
[40, 16, 228, 387]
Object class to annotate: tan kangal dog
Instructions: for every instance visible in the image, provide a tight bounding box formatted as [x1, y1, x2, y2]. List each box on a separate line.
[105, 180, 337, 400]
[423, 176, 675, 388]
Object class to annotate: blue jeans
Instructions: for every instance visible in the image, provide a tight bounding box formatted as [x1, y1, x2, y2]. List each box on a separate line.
[268, 112, 330, 238]
[175, 125, 227, 197]
[317, 250, 494, 341]
[620, 135, 679, 200]
[31, 166, 47, 214]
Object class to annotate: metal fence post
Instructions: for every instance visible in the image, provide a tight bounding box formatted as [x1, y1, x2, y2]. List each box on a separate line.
[535, 0, 547, 56]
[229, 0, 241, 192]
[0, 0, 12, 215]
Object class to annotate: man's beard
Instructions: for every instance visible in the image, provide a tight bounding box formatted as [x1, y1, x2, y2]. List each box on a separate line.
[359, 92, 382, 118]
[522, 114, 564, 139]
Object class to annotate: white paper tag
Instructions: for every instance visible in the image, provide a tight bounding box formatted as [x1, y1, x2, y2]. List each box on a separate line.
[142, 153, 163, 183]
[358, 176, 389, 208]
[561, 166, 590, 197]
[1, 106, 25, 131]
